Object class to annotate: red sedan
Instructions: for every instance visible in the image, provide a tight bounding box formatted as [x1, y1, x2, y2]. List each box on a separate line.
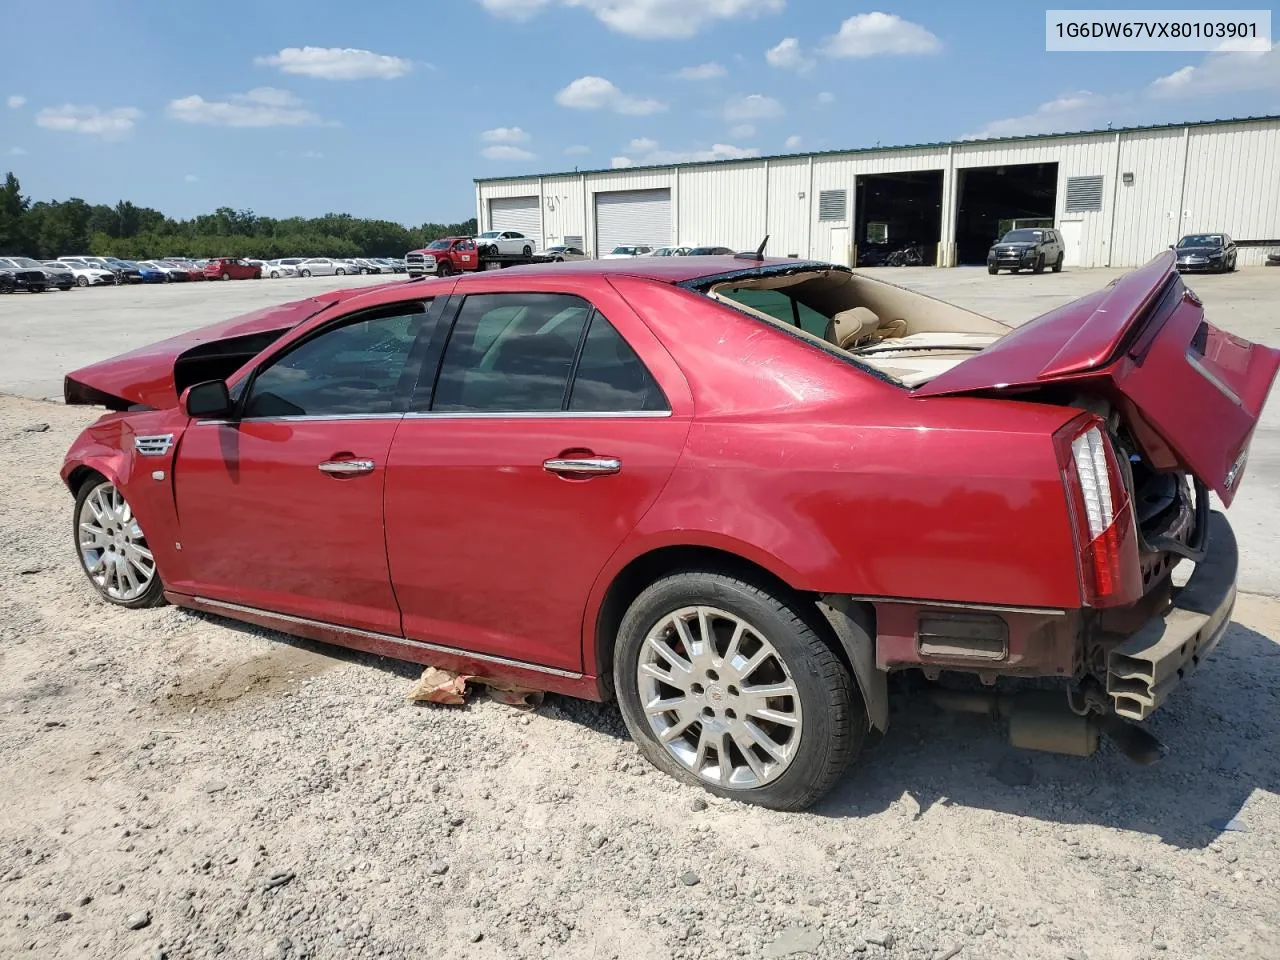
[60, 253, 1277, 809]
[204, 257, 262, 281]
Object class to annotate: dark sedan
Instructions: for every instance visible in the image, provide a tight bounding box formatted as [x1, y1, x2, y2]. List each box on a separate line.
[0, 257, 50, 292]
[1174, 233, 1237, 273]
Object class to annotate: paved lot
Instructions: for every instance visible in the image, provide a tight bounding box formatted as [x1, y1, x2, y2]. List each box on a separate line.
[1, 267, 1278, 959]
[2, 265, 1276, 595]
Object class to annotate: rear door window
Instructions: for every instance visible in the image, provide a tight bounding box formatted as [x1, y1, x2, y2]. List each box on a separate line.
[568, 313, 668, 413]
[432, 294, 591, 413]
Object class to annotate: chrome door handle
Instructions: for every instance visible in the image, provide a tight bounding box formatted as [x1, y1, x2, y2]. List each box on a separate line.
[318, 459, 376, 476]
[543, 457, 621, 476]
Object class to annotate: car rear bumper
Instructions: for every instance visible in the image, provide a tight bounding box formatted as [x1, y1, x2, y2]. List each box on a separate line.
[1106, 511, 1236, 721]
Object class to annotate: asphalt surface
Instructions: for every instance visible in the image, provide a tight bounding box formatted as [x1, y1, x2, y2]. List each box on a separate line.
[0, 266, 1276, 595]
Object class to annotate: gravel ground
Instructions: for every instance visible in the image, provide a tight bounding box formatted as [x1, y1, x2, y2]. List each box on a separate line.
[2, 397, 1279, 960]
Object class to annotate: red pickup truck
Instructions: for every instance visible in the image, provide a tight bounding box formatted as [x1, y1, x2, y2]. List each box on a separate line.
[405, 238, 480, 277]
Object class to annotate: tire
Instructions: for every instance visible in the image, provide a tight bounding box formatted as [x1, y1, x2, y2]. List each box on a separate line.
[221, 272, 230, 281]
[77, 276, 89, 287]
[987, 265, 998, 275]
[270, 271, 279, 279]
[73, 478, 166, 609]
[613, 570, 864, 811]
[1228, 257, 1236, 273]
[522, 245, 532, 257]
[335, 268, 346, 276]
[1032, 255, 1045, 274]
[436, 261, 454, 278]
[1052, 254, 1064, 273]
[301, 269, 312, 277]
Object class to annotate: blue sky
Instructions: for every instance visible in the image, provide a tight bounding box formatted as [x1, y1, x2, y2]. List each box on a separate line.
[1, 1, 1276, 224]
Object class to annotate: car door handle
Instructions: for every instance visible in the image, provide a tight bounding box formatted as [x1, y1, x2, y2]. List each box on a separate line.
[318, 459, 376, 476]
[543, 456, 621, 476]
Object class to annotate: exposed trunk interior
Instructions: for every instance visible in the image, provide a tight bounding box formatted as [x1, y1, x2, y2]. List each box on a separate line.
[955, 162, 1059, 265]
[709, 268, 1009, 387]
[854, 171, 944, 267]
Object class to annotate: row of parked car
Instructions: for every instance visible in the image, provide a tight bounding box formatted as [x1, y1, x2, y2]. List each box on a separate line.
[0, 254, 408, 292]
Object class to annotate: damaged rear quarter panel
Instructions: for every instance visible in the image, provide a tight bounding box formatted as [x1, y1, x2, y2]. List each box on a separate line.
[603, 276, 1085, 612]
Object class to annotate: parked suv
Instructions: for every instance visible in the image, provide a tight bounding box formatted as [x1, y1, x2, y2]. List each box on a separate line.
[987, 228, 1064, 274]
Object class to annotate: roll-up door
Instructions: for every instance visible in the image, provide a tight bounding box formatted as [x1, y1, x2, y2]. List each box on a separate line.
[488, 196, 540, 240]
[594, 189, 672, 254]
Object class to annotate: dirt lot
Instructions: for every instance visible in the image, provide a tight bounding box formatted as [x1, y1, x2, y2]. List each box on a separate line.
[2, 269, 1279, 960]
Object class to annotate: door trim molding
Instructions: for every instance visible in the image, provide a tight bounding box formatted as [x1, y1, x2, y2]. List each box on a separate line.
[181, 595, 585, 680]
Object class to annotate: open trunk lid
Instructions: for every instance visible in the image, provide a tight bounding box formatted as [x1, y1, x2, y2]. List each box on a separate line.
[913, 251, 1280, 505]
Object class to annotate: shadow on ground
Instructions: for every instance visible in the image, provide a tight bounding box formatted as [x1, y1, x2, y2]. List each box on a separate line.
[817, 621, 1280, 849]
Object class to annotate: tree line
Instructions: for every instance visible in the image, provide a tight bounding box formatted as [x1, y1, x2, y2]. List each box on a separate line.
[0, 172, 477, 261]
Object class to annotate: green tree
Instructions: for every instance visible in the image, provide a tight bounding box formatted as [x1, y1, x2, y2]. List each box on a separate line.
[0, 172, 31, 255]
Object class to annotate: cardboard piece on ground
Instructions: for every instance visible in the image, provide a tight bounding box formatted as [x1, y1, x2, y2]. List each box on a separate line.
[408, 666, 472, 705]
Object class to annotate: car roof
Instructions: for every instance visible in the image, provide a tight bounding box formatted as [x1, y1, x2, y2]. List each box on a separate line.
[467, 254, 829, 285]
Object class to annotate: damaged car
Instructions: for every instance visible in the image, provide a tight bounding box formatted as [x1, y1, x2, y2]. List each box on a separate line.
[60, 251, 1278, 810]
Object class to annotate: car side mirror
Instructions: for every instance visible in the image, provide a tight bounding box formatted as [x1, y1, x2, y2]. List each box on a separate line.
[182, 380, 234, 419]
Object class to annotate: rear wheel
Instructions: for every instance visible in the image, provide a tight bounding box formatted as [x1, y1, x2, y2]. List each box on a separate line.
[270, 270, 279, 278]
[74, 478, 165, 609]
[614, 571, 864, 811]
[522, 245, 533, 257]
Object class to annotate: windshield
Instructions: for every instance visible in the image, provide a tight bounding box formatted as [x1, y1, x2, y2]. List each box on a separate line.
[1000, 230, 1043, 243]
[11, 257, 42, 267]
[611, 247, 636, 255]
[1178, 234, 1223, 248]
[477, 231, 499, 239]
[427, 240, 452, 250]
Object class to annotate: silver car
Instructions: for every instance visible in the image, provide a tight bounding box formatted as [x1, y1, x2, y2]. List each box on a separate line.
[264, 260, 300, 279]
[296, 258, 353, 278]
[543, 245, 588, 262]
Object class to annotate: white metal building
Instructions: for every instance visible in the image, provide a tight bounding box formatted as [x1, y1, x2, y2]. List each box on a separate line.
[475, 115, 1280, 269]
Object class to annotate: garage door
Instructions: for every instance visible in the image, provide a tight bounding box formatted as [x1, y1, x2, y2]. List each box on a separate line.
[488, 196, 540, 241]
[594, 189, 671, 254]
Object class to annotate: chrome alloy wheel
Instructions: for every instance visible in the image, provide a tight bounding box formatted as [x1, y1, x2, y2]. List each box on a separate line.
[77, 483, 156, 602]
[638, 606, 803, 789]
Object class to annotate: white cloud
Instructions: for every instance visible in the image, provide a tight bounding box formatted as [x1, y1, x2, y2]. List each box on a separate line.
[481, 144, 536, 161]
[962, 91, 1109, 140]
[481, 126, 531, 143]
[564, 144, 591, 155]
[167, 88, 323, 128]
[555, 76, 666, 115]
[766, 38, 814, 72]
[255, 46, 412, 80]
[616, 137, 760, 165]
[674, 62, 727, 81]
[784, 134, 801, 149]
[302, 150, 325, 159]
[6, 95, 26, 109]
[1149, 48, 1280, 98]
[611, 156, 634, 168]
[816, 91, 835, 105]
[36, 104, 142, 139]
[724, 93, 784, 122]
[729, 123, 756, 138]
[479, 0, 783, 39]
[7, 146, 27, 156]
[822, 12, 941, 58]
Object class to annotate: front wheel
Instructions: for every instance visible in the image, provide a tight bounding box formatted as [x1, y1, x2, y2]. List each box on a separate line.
[1032, 255, 1045, 274]
[614, 571, 864, 811]
[270, 270, 279, 279]
[301, 269, 312, 277]
[1052, 254, 1064, 273]
[74, 478, 165, 608]
[335, 268, 346, 276]
[987, 265, 998, 275]
[522, 245, 533, 257]
[221, 272, 230, 281]
[436, 262, 454, 277]
[77, 276, 89, 287]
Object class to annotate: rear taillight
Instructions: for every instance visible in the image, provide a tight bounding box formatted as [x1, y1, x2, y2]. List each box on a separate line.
[1054, 416, 1142, 607]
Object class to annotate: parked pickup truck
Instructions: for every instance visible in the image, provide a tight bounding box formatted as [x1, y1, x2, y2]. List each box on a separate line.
[405, 238, 481, 277]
